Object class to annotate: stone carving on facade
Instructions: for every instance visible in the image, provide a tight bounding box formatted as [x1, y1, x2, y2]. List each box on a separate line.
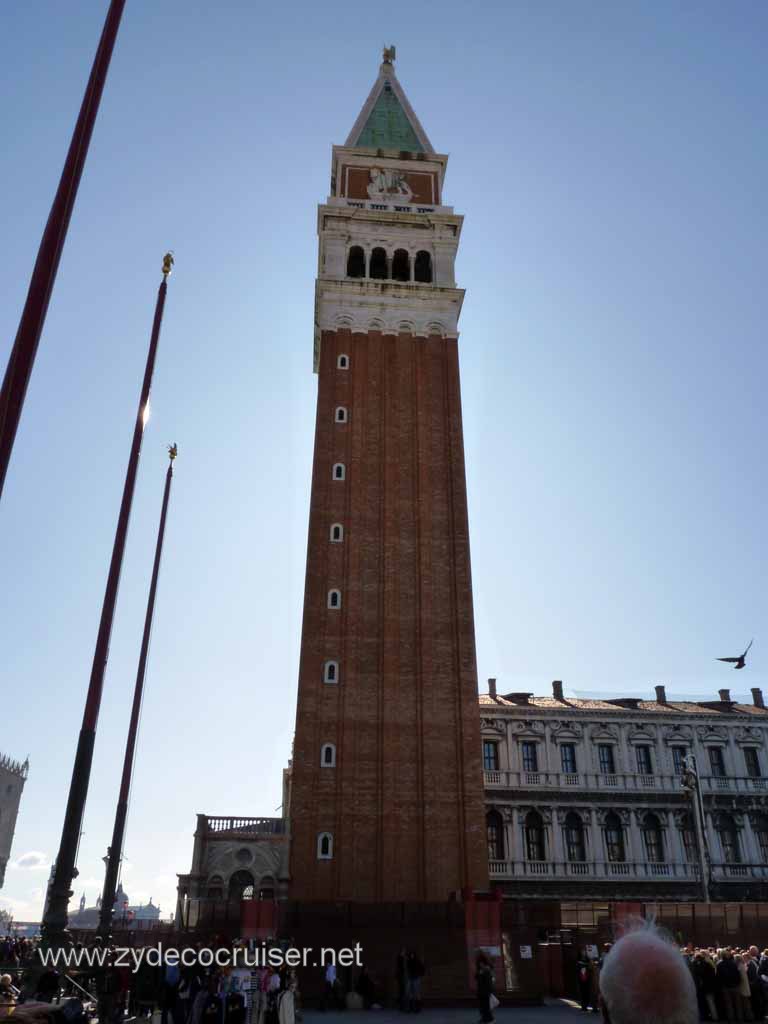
[513, 720, 545, 736]
[588, 724, 619, 742]
[595, 808, 631, 827]
[367, 167, 413, 200]
[550, 720, 584, 740]
[735, 726, 765, 746]
[517, 806, 552, 825]
[627, 726, 657, 743]
[662, 724, 694, 742]
[480, 718, 506, 734]
[696, 725, 727, 742]
[555, 807, 593, 825]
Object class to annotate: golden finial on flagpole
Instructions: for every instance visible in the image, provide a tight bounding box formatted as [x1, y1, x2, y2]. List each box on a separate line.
[162, 251, 174, 278]
[167, 442, 178, 461]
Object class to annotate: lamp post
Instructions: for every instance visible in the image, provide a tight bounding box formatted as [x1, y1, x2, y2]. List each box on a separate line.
[682, 753, 710, 902]
[42, 254, 174, 947]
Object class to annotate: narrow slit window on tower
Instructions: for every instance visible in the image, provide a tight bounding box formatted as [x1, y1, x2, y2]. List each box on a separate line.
[332, 463, 345, 480]
[327, 589, 341, 609]
[369, 247, 388, 280]
[337, 354, 349, 369]
[330, 523, 344, 543]
[346, 246, 365, 279]
[323, 660, 338, 684]
[335, 406, 348, 423]
[321, 743, 336, 767]
[392, 249, 410, 282]
[317, 833, 333, 859]
[414, 250, 432, 283]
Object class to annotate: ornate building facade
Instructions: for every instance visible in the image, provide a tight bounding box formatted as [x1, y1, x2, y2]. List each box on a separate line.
[482, 680, 768, 900]
[0, 752, 28, 889]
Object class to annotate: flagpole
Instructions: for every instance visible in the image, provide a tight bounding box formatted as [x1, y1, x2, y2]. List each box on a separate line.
[42, 253, 174, 947]
[0, 0, 127, 501]
[98, 444, 177, 941]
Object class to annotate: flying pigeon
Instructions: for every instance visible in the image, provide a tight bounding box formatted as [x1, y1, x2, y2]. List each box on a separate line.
[717, 639, 753, 670]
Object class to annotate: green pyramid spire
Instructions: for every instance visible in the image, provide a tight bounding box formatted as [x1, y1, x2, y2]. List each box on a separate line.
[352, 79, 425, 152]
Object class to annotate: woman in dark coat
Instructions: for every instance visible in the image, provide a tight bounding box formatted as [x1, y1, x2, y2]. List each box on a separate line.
[476, 953, 496, 1024]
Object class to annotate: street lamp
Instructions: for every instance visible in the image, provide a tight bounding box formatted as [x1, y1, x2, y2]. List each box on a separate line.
[682, 753, 711, 902]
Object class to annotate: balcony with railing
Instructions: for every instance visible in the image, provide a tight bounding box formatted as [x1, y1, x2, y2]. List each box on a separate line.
[700, 775, 768, 794]
[203, 816, 286, 836]
[487, 859, 701, 881]
[711, 863, 768, 881]
[483, 769, 686, 793]
[483, 769, 768, 795]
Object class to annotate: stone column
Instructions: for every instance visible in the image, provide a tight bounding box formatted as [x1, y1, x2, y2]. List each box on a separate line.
[551, 809, 566, 870]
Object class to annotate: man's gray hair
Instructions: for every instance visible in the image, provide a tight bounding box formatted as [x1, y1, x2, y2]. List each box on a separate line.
[599, 922, 697, 1024]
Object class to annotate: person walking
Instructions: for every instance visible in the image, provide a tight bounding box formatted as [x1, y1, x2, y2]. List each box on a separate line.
[405, 950, 425, 1014]
[476, 953, 496, 1024]
[577, 951, 593, 1012]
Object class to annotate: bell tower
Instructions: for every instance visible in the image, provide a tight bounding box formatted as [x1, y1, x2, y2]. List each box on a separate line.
[289, 50, 488, 902]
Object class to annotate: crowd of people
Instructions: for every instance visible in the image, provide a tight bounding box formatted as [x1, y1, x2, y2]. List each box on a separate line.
[0, 936, 299, 1024]
[580, 932, 768, 1024]
[681, 945, 768, 1023]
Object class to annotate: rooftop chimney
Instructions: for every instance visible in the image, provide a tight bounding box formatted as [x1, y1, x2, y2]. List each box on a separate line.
[655, 685, 667, 703]
[488, 678, 497, 700]
[552, 680, 564, 701]
[752, 688, 764, 709]
[719, 688, 731, 703]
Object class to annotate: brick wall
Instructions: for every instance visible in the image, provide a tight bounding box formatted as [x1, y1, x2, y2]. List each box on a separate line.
[290, 328, 488, 901]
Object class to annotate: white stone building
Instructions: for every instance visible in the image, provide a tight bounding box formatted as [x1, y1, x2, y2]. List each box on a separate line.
[481, 680, 768, 901]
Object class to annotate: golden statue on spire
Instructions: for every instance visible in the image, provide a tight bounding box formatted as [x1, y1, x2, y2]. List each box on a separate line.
[382, 45, 396, 65]
[162, 251, 174, 278]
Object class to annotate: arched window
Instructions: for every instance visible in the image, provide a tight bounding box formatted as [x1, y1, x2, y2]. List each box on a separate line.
[337, 354, 349, 369]
[715, 812, 741, 864]
[330, 523, 344, 543]
[321, 743, 336, 767]
[335, 406, 348, 423]
[604, 812, 625, 862]
[347, 246, 365, 278]
[317, 832, 333, 860]
[486, 810, 504, 860]
[228, 870, 255, 901]
[414, 250, 432, 283]
[370, 247, 388, 279]
[564, 811, 586, 862]
[642, 812, 665, 863]
[524, 810, 545, 861]
[258, 876, 275, 901]
[392, 249, 410, 282]
[327, 589, 341, 609]
[323, 660, 338, 684]
[332, 463, 345, 480]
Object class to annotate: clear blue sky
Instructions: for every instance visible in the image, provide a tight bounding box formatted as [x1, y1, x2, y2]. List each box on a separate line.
[1, 1, 766, 921]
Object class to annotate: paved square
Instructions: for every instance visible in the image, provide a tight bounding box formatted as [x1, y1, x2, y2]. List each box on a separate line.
[301, 999, 582, 1024]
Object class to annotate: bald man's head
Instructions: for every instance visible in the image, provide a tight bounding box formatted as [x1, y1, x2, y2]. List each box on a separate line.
[599, 926, 697, 1024]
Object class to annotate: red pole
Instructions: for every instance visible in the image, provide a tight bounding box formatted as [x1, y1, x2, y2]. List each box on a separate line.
[99, 445, 177, 941]
[0, 0, 126, 501]
[42, 254, 174, 947]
